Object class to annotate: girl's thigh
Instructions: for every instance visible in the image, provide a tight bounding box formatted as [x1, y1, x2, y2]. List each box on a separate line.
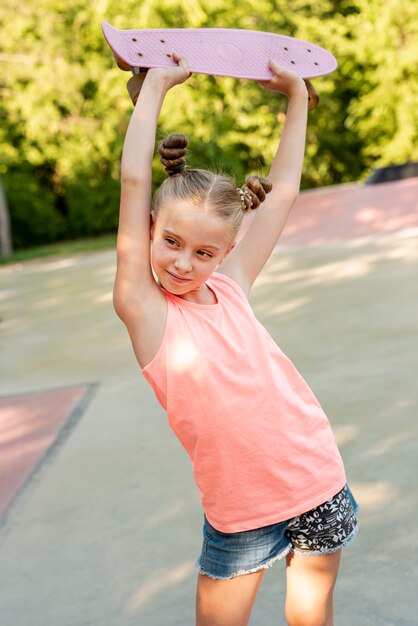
[194, 513, 290, 625]
[196, 568, 265, 626]
[283, 483, 359, 625]
[284, 550, 341, 626]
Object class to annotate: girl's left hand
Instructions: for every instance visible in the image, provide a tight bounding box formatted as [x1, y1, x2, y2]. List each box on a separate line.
[258, 59, 319, 110]
[258, 60, 305, 96]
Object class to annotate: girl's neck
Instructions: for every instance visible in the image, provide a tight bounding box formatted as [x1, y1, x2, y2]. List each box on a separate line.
[161, 281, 218, 305]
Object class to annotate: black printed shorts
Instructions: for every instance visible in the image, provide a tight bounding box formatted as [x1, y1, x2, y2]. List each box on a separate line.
[195, 484, 360, 579]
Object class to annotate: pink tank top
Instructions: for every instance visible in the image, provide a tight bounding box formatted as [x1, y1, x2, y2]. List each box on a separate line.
[142, 272, 346, 532]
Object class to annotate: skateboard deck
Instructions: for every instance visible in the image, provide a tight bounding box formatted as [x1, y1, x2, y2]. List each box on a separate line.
[102, 22, 337, 80]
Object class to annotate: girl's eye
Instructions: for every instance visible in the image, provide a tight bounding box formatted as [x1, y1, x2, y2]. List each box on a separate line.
[197, 251, 213, 258]
[165, 238, 177, 246]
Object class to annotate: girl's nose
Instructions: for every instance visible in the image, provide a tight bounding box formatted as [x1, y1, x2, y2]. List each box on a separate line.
[174, 256, 192, 272]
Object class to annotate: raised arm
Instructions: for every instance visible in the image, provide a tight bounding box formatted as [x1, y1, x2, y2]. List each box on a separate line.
[113, 56, 190, 318]
[219, 61, 310, 292]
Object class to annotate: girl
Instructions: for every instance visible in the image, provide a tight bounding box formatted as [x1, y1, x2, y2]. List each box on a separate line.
[113, 53, 359, 626]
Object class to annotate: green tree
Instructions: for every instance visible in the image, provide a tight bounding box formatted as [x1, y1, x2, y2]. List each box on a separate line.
[345, 0, 418, 169]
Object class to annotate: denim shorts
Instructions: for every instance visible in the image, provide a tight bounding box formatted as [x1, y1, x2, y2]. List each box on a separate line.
[195, 484, 360, 579]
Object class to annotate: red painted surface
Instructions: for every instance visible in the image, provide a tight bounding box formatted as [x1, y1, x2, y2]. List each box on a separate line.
[0, 386, 89, 519]
[281, 177, 418, 245]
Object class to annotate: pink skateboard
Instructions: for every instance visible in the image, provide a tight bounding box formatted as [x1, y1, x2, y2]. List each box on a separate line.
[102, 22, 337, 80]
[102, 22, 332, 107]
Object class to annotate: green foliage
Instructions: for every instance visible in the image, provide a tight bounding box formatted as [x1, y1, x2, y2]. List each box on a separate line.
[0, 0, 416, 248]
[346, 0, 418, 168]
[3, 166, 65, 248]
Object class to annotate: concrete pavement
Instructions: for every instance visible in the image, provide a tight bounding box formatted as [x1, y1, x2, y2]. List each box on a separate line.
[0, 225, 417, 625]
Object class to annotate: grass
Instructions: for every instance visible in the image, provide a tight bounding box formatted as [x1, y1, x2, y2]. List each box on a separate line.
[0, 234, 117, 266]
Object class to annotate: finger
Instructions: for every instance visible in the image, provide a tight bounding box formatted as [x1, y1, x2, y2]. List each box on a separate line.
[172, 52, 189, 70]
[268, 59, 283, 74]
[172, 53, 192, 80]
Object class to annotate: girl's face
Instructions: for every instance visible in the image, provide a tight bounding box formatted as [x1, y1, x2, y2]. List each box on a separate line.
[150, 199, 235, 300]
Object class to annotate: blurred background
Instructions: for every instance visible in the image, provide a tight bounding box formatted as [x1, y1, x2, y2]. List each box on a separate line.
[0, 0, 417, 257]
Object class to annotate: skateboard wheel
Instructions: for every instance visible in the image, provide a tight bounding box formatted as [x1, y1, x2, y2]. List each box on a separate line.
[117, 58, 132, 71]
[305, 80, 319, 111]
[127, 73, 147, 105]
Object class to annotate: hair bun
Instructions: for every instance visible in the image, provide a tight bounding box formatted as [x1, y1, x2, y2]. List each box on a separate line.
[158, 134, 188, 176]
[239, 175, 273, 211]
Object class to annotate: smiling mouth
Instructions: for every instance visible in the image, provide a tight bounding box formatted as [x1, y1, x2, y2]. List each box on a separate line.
[166, 271, 192, 282]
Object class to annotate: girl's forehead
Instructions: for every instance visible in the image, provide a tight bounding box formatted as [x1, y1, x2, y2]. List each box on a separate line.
[158, 202, 231, 243]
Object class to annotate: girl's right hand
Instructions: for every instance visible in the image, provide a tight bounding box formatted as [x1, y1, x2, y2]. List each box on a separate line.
[128, 53, 190, 105]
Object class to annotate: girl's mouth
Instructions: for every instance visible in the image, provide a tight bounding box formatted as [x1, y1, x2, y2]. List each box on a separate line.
[166, 271, 192, 283]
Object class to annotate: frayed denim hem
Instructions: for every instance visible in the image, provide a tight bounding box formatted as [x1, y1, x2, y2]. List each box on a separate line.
[194, 543, 292, 580]
[290, 522, 360, 558]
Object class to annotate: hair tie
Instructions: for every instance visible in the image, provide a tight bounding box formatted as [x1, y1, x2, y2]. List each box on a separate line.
[237, 187, 252, 209]
[168, 162, 186, 177]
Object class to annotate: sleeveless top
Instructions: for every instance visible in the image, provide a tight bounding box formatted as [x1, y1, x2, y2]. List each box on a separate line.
[142, 271, 346, 532]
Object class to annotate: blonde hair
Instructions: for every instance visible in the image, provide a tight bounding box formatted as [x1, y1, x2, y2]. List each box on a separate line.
[154, 134, 272, 239]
